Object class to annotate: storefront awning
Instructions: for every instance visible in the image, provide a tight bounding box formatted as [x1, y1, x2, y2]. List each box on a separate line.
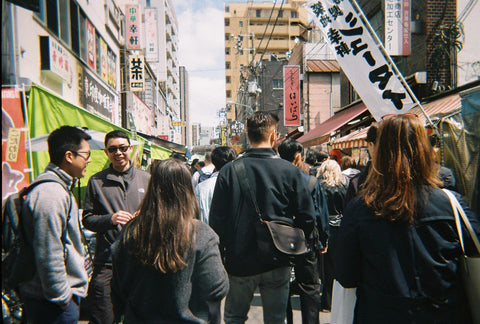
[329, 93, 462, 149]
[298, 102, 368, 147]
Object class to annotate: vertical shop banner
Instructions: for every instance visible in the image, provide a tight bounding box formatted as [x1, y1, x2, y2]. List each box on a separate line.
[129, 55, 145, 91]
[126, 5, 141, 50]
[100, 38, 108, 82]
[385, 0, 410, 56]
[108, 50, 116, 88]
[87, 19, 96, 70]
[2, 88, 30, 202]
[284, 65, 301, 126]
[306, 0, 415, 121]
[128, 93, 153, 135]
[145, 9, 159, 61]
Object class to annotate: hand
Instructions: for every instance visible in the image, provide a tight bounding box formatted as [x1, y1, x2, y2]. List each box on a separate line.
[320, 246, 328, 254]
[111, 211, 134, 225]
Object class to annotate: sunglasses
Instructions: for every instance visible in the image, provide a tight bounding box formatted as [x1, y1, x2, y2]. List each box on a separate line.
[107, 145, 130, 153]
[381, 112, 419, 120]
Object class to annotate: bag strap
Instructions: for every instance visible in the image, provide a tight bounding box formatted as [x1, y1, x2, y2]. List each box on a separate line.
[442, 189, 480, 255]
[232, 159, 263, 222]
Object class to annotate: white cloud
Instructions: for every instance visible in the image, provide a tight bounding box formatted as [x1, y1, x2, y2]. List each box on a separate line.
[174, 1, 226, 127]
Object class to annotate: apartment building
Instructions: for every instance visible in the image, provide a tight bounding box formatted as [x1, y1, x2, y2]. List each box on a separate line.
[224, 0, 310, 122]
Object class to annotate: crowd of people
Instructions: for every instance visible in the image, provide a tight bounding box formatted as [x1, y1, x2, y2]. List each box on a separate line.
[12, 110, 480, 324]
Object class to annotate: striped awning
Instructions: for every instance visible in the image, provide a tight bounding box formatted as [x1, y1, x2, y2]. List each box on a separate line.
[329, 93, 462, 149]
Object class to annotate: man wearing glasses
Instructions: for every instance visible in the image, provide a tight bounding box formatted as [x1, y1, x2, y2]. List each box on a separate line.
[20, 126, 91, 323]
[82, 130, 150, 324]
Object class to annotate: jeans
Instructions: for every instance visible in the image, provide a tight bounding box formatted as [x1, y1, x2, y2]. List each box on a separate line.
[86, 265, 114, 324]
[22, 295, 80, 324]
[224, 266, 290, 324]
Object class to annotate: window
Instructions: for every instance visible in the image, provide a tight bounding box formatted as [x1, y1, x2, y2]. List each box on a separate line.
[35, 0, 46, 22]
[256, 9, 261, 17]
[226, 76, 231, 83]
[79, 10, 87, 62]
[225, 18, 230, 26]
[47, 0, 59, 36]
[226, 90, 231, 98]
[278, 10, 283, 18]
[225, 34, 230, 41]
[226, 62, 231, 69]
[96, 32, 101, 75]
[59, 0, 70, 45]
[239, 21, 243, 27]
[273, 79, 283, 89]
[291, 11, 298, 18]
[225, 47, 230, 55]
[70, 0, 79, 55]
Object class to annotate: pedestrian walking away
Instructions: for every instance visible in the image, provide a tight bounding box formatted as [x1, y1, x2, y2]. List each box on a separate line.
[82, 130, 150, 324]
[209, 112, 315, 324]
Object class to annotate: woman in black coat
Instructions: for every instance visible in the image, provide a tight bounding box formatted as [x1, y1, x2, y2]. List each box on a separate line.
[335, 114, 480, 323]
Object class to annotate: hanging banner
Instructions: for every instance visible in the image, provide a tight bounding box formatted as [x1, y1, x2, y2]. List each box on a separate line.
[2, 88, 30, 203]
[126, 4, 141, 50]
[145, 8, 159, 61]
[284, 65, 301, 126]
[127, 93, 152, 135]
[385, 0, 410, 56]
[100, 38, 108, 82]
[129, 55, 145, 91]
[306, 0, 415, 121]
[86, 19, 96, 70]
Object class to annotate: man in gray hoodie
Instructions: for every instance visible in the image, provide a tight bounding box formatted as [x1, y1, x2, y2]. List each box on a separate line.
[82, 130, 150, 324]
[20, 126, 91, 323]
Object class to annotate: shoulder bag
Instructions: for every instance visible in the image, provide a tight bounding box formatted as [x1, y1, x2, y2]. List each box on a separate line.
[442, 189, 480, 324]
[233, 159, 309, 267]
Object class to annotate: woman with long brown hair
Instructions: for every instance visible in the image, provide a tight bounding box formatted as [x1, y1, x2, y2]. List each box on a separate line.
[111, 158, 229, 323]
[334, 114, 480, 323]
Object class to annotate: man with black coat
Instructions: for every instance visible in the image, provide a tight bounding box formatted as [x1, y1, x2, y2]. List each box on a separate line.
[209, 112, 315, 324]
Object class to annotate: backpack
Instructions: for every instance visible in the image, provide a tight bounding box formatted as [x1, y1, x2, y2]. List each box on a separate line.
[197, 169, 212, 184]
[306, 175, 329, 250]
[2, 179, 69, 289]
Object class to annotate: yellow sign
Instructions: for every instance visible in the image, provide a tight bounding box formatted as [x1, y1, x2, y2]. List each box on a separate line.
[6, 128, 21, 162]
[172, 121, 184, 126]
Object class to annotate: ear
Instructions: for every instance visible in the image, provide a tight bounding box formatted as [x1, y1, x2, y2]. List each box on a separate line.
[65, 151, 75, 164]
[294, 153, 302, 164]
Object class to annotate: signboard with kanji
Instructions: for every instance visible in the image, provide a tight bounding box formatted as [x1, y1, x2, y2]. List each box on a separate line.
[385, 0, 410, 56]
[145, 8, 159, 61]
[126, 5, 141, 50]
[129, 55, 144, 91]
[284, 65, 301, 127]
[306, 0, 415, 121]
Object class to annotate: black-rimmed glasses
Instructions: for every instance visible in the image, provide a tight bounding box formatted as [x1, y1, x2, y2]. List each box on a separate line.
[106, 145, 130, 154]
[74, 151, 91, 160]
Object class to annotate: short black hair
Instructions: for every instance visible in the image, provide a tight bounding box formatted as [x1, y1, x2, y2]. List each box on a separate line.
[246, 112, 279, 144]
[191, 158, 199, 166]
[211, 146, 237, 171]
[305, 148, 318, 165]
[48, 126, 91, 166]
[278, 138, 303, 163]
[366, 123, 378, 143]
[104, 130, 130, 148]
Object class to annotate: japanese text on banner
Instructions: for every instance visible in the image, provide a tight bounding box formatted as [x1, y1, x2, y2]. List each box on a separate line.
[306, 0, 415, 120]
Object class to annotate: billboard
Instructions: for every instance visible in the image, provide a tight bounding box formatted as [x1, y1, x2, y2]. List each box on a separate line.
[126, 5, 141, 50]
[284, 65, 301, 127]
[385, 0, 411, 56]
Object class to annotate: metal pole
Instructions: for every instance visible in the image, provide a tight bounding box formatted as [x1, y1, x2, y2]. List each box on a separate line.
[21, 83, 34, 182]
[349, 0, 437, 131]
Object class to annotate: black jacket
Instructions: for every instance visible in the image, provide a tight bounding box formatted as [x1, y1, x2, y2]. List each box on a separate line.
[209, 148, 315, 276]
[82, 164, 150, 265]
[335, 186, 480, 323]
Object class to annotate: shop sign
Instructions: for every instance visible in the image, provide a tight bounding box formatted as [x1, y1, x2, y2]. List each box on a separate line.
[385, 0, 410, 56]
[145, 9, 159, 61]
[100, 38, 108, 82]
[40, 36, 72, 82]
[128, 93, 152, 135]
[158, 135, 169, 141]
[284, 65, 301, 127]
[79, 67, 114, 121]
[126, 5, 141, 50]
[129, 55, 144, 91]
[2, 88, 30, 202]
[306, 0, 415, 120]
[87, 19, 96, 70]
[108, 50, 116, 88]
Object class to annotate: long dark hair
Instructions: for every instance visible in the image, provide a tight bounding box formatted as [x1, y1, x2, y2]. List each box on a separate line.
[123, 158, 198, 273]
[361, 114, 441, 224]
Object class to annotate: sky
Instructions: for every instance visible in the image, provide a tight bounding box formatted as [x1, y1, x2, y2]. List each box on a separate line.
[172, 0, 227, 128]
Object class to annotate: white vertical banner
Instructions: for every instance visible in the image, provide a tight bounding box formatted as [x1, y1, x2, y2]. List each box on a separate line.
[129, 55, 144, 91]
[385, 0, 411, 56]
[306, 0, 415, 121]
[145, 9, 159, 61]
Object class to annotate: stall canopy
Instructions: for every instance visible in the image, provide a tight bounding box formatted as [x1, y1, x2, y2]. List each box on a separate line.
[298, 101, 368, 147]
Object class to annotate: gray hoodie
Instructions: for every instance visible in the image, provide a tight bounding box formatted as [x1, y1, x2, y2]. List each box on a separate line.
[20, 163, 88, 307]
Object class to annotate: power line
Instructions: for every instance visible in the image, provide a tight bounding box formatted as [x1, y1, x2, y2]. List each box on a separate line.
[258, 0, 286, 64]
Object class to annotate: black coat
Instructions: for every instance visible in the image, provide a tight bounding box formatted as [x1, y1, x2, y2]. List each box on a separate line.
[335, 186, 480, 323]
[209, 148, 315, 276]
